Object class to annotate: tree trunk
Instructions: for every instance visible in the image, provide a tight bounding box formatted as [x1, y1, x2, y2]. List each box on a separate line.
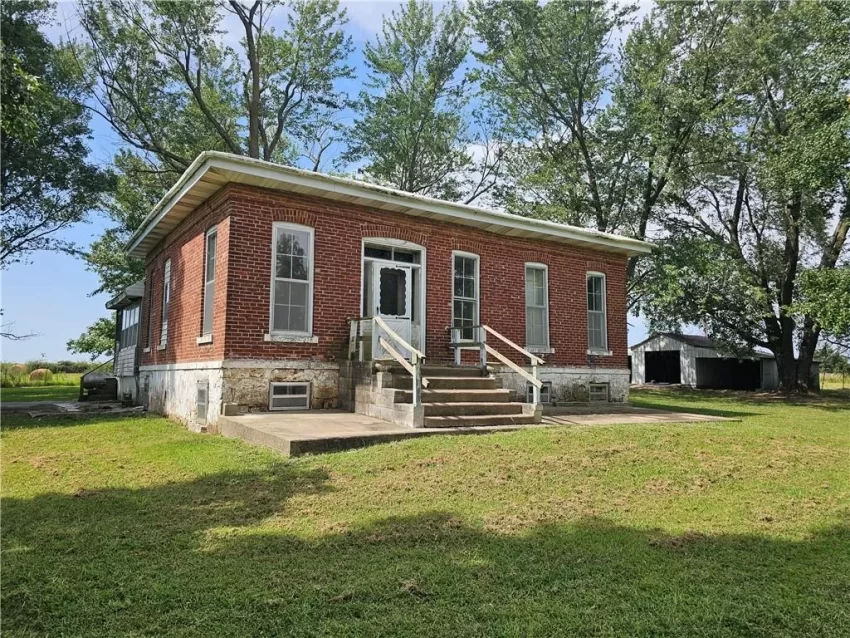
[231, 0, 262, 159]
[796, 193, 848, 391]
[246, 36, 261, 159]
[774, 314, 799, 393]
[796, 316, 819, 391]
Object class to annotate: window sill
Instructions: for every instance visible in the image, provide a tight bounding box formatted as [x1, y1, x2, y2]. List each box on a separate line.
[196, 334, 213, 345]
[264, 333, 319, 344]
[143, 347, 151, 353]
[527, 346, 555, 354]
[157, 344, 167, 351]
[587, 349, 612, 357]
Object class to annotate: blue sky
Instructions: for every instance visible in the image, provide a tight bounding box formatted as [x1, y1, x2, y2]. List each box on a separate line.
[1, 0, 651, 363]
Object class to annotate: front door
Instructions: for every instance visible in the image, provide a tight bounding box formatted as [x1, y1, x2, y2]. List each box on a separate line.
[372, 263, 412, 358]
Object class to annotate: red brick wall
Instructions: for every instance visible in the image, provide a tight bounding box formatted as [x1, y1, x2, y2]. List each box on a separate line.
[220, 184, 628, 368]
[138, 183, 629, 369]
[139, 189, 232, 367]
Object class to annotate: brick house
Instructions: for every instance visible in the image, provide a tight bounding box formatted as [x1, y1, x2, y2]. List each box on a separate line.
[112, 151, 650, 430]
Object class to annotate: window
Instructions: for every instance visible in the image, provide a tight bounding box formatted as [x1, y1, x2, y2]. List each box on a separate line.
[160, 259, 171, 347]
[452, 252, 479, 341]
[364, 244, 420, 263]
[196, 380, 209, 422]
[525, 264, 549, 349]
[527, 381, 553, 404]
[587, 273, 607, 352]
[202, 228, 217, 336]
[119, 302, 140, 349]
[378, 267, 408, 316]
[271, 223, 313, 335]
[269, 382, 310, 410]
[589, 383, 609, 403]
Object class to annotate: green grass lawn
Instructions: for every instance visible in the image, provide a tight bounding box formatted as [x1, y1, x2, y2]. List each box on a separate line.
[1, 385, 79, 403]
[2, 389, 848, 637]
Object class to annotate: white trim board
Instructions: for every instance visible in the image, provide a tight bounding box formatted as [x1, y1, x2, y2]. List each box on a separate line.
[127, 152, 653, 259]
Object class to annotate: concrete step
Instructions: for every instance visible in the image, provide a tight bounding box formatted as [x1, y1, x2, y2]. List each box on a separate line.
[395, 376, 498, 390]
[393, 388, 513, 404]
[424, 413, 538, 428]
[423, 401, 526, 417]
[388, 365, 485, 378]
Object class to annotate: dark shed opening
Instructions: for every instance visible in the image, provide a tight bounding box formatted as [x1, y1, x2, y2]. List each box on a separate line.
[645, 351, 681, 384]
[696, 358, 760, 390]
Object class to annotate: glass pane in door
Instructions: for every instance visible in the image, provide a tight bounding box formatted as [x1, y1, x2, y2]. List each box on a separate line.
[378, 268, 408, 317]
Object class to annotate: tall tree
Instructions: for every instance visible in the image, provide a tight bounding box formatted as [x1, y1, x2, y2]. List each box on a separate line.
[472, 0, 631, 229]
[635, 0, 850, 391]
[0, 0, 112, 267]
[346, 0, 500, 202]
[73, 0, 355, 347]
[471, 0, 731, 291]
[76, 0, 355, 292]
[78, 0, 355, 171]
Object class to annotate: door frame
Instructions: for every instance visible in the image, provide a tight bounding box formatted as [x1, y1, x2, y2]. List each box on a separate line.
[360, 238, 427, 355]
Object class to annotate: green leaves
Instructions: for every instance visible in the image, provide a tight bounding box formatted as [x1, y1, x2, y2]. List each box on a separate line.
[66, 315, 117, 360]
[346, 0, 476, 200]
[0, 0, 114, 267]
[795, 268, 850, 340]
[632, 0, 850, 388]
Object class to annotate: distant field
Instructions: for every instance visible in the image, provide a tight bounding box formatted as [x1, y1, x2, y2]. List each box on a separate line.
[821, 372, 849, 391]
[1, 361, 88, 389]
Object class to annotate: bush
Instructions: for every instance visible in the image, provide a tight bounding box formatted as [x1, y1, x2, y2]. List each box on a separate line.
[54, 360, 94, 373]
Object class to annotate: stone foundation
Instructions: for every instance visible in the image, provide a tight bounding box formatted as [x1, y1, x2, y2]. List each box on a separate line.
[140, 362, 225, 432]
[493, 365, 630, 404]
[141, 360, 628, 432]
[221, 360, 340, 413]
[141, 359, 339, 430]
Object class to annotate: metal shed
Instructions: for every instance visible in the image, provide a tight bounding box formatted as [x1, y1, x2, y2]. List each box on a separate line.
[629, 333, 781, 390]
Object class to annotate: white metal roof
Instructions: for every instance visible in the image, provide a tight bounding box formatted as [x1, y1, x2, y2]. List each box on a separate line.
[127, 151, 654, 260]
[105, 281, 144, 310]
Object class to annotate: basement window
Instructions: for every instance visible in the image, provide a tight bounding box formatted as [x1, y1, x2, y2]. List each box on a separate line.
[269, 382, 310, 411]
[526, 381, 552, 404]
[589, 383, 609, 403]
[196, 380, 209, 423]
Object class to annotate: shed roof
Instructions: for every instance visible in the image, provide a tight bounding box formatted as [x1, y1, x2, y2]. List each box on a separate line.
[105, 281, 144, 310]
[126, 151, 653, 260]
[630, 332, 775, 358]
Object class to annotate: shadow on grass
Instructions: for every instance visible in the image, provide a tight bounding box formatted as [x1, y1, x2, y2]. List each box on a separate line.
[3, 467, 847, 637]
[0, 411, 154, 432]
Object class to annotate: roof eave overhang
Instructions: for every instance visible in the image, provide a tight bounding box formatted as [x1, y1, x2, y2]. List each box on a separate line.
[127, 152, 654, 260]
[105, 291, 143, 310]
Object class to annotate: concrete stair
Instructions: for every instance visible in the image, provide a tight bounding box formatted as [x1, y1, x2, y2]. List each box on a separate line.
[424, 413, 537, 428]
[388, 365, 539, 427]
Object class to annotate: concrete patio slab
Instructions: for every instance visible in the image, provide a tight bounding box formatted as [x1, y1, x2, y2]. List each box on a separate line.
[217, 407, 732, 457]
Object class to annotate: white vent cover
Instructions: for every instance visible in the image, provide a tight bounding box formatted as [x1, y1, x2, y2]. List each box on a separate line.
[269, 382, 310, 411]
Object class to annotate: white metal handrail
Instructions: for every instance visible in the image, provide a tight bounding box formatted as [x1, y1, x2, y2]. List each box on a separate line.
[449, 324, 543, 405]
[374, 316, 425, 360]
[482, 325, 544, 365]
[347, 317, 369, 360]
[374, 316, 428, 407]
